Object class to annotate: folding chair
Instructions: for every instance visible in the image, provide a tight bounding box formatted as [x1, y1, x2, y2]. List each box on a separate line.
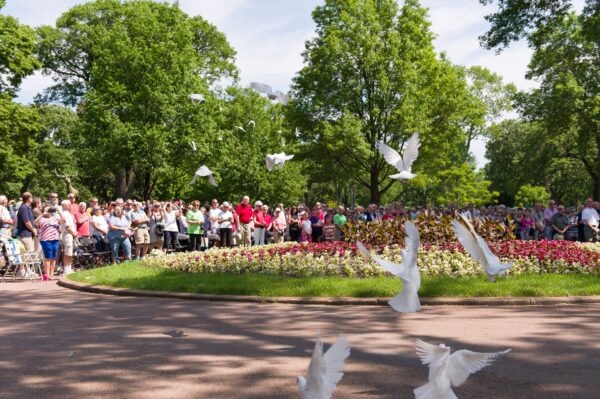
[1, 239, 41, 281]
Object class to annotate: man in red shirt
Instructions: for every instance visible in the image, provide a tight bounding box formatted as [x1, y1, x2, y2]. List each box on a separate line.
[74, 202, 90, 237]
[67, 193, 79, 215]
[235, 196, 253, 246]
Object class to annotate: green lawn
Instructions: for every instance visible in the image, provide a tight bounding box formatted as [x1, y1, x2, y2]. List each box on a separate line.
[68, 263, 600, 298]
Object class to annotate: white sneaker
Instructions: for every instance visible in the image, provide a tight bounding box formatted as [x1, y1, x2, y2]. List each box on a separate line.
[18, 269, 27, 278]
[62, 267, 73, 276]
[25, 270, 39, 278]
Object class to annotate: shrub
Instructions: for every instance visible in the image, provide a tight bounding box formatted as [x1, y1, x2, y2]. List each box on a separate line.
[342, 213, 514, 246]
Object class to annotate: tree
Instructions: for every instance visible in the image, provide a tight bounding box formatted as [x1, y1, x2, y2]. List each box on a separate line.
[485, 119, 593, 205]
[514, 184, 550, 207]
[36, 0, 237, 199]
[481, 1, 600, 200]
[479, 0, 574, 50]
[0, 1, 41, 198]
[290, 0, 470, 204]
[460, 66, 516, 162]
[434, 163, 498, 207]
[523, 13, 600, 199]
[158, 88, 308, 205]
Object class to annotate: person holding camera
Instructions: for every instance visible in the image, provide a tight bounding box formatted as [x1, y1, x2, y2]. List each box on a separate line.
[36, 206, 65, 281]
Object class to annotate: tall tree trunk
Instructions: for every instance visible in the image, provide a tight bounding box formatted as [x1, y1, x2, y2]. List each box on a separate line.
[115, 168, 136, 199]
[370, 167, 380, 204]
[142, 170, 157, 201]
[20, 174, 34, 194]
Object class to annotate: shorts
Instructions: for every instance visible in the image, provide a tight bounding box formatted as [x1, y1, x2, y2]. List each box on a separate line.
[19, 236, 35, 252]
[134, 228, 150, 244]
[41, 240, 60, 260]
[62, 234, 74, 257]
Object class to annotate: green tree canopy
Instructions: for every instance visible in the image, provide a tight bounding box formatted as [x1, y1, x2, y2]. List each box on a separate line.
[289, 0, 473, 204]
[515, 184, 551, 207]
[0, 1, 41, 198]
[36, 0, 238, 199]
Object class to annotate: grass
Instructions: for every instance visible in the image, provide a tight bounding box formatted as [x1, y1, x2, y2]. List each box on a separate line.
[69, 262, 600, 298]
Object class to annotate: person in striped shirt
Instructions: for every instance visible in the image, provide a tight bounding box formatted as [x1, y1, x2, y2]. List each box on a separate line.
[36, 205, 64, 281]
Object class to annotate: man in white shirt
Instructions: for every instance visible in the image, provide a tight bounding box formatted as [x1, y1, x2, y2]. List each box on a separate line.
[60, 200, 78, 275]
[581, 198, 599, 242]
[208, 199, 221, 242]
[217, 201, 233, 248]
[0, 195, 13, 240]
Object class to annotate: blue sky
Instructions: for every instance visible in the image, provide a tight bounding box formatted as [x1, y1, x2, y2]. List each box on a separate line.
[2, 0, 586, 166]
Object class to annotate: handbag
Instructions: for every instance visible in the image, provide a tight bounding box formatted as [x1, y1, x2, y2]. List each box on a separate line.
[152, 214, 165, 236]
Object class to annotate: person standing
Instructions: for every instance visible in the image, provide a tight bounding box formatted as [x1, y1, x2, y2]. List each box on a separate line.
[520, 209, 535, 240]
[86, 198, 99, 216]
[323, 215, 336, 242]
[565, 207, 580, 242]
[272, 208, 287, 243]
[90, 206, 108, 251]
[218, 201, 234, 248]
[67, 193, 79, 215]
[37, 206, 64, 281]
[252, 201, 265, 245]
[543, 200, 558, 240]
[263, 205, 273, 244]
[186, 201, 203, 251]
[208, 199, 221, 244]
[532, 203, 545, 240]
[550, 205, 570, 240]
[148, 202, 164, 252]
[59, 199, 77, 275]
[162, 203, 180, 252]
[16, 192, 38, 278]
[0, 195, 14, 240]
[300, 212, 312, 242]
[108, 205, 132, 263]
[581, 198, 599, 242]
[333, 206, 347, 241]
[287, 205, 301, 243]
[236, 196, 253, 246]
[130, 201, 150, 259]
[74, 202, 90, 238]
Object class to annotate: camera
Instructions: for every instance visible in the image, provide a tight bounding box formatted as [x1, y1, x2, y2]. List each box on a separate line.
[49, 207, 58, 213]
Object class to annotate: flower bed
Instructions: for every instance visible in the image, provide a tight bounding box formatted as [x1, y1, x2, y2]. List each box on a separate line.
[140, 240, 600, 278]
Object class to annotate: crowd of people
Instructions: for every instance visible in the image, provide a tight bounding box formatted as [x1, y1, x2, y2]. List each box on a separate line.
[1, 191, 599, 280]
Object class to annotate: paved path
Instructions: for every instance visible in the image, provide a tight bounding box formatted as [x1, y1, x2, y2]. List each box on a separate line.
[0, 281, 598, 399]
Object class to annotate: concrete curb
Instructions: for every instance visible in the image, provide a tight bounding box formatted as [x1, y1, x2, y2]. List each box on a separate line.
[58, 277, 600, 307]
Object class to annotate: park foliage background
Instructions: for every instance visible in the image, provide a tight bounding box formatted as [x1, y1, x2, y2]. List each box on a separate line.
[1, 0, 599, 206]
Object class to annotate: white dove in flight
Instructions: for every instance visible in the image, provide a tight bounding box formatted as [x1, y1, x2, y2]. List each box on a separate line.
[451, 213, 513, 282]
[188, 93, 205, 103]
[414, 339, 511, 399]
[189, 165, 217, 187]
[356, 221, 421, 312]
[249, 81, 289, 105]
[265, 153, 295, 172]
[297, 335, 351, 399]
[234, 121, 255, 133]
[376, 133, 421, 180]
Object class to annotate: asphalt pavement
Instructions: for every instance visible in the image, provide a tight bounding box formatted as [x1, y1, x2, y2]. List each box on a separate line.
[0, 281, 598, 398]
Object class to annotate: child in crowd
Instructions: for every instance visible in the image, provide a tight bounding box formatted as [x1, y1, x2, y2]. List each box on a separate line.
[521, 209, 535, 240]
[300, 212, 312, 243]
[323, 214, 336, 242]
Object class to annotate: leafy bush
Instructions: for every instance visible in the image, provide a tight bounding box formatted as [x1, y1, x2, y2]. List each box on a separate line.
[342, 213, 514, 246]
[515, 184, 551, 207]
